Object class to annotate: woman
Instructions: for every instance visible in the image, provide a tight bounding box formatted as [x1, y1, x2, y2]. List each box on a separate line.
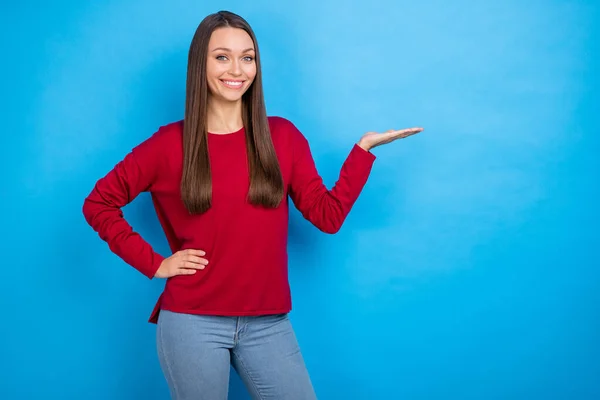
[82, 10, 422, 400]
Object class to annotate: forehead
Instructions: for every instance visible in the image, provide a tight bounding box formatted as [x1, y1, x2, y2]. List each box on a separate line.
[208, 27, 254, 51]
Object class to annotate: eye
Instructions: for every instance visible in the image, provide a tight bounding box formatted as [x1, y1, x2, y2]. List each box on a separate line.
[216, 55, 228, 61]
[243, 56, 254, 62]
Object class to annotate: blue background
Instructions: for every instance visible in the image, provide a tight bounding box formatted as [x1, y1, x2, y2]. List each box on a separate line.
[2, 1, 599, 399]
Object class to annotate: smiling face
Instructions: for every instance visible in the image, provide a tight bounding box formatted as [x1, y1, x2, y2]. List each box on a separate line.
[206, 27, 257, 103]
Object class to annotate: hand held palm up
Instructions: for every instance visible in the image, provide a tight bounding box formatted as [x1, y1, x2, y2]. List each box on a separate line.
[359, 127, 424, 151]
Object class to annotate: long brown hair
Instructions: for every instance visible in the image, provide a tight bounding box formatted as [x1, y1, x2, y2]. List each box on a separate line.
[181, 10, 284, 215]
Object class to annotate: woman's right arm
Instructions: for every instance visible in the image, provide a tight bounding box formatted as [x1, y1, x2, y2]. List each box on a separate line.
[82, 128, 167, 279]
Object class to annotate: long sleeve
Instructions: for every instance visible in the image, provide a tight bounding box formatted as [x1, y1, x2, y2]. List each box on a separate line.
[287, 120, 376, 234]
[82, 128, 167, 279]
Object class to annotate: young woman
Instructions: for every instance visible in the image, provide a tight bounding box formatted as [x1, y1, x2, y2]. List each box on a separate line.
[82, 10, 422, 400]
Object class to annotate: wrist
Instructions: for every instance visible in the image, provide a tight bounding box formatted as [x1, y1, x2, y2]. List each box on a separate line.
[357, 140, 371, 152]
[152, 258, 165, 279]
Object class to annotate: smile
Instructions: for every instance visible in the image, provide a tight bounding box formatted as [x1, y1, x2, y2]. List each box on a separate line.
[220, 80, 244, 89]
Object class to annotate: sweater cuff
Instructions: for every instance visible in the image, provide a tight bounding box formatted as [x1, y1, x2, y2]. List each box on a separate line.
[144, 253, 165, 280]
[351, 143, 377, 163]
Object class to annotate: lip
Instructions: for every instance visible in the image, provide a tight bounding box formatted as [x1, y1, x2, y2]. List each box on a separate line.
[220, 79, 245, 90]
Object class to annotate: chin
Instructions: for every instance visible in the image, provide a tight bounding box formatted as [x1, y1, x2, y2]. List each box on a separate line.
[220, 93, 244, 103]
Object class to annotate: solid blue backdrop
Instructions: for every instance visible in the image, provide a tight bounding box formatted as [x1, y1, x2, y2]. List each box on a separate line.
[1, 1, 599, 399]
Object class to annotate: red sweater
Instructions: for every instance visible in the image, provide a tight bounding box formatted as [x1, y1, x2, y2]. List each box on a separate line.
[82, 116, 376, 323]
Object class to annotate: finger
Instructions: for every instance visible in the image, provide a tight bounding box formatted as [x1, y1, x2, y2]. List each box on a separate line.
[183, 261, 206, 270]
[178, 268, 198, 275]
[184, 255, 209, 265]
[182, 249, 206, 256]
[390, 127, 423, 139]
[395, 127, 423, 135]
[379, 128, 416, 138]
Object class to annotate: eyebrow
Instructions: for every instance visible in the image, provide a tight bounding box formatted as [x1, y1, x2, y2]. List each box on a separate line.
[211, 47, 255, 53]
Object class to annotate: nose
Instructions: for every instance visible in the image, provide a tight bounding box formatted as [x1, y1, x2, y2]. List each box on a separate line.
[229, 59, 242, 76]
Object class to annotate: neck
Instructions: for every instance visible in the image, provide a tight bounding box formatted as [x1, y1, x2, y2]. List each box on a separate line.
[206, 96, 244, 134]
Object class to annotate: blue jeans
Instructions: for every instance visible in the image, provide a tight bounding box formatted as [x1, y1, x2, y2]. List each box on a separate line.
[156, 310, 318, 399]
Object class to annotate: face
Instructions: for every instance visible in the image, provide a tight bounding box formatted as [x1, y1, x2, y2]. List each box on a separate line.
[206, 27, 257, 103]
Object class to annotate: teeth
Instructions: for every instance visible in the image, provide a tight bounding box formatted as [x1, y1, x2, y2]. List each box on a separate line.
[223, 80, 242, 86]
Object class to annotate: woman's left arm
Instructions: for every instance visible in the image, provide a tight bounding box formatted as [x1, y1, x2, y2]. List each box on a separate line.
[287, 119, 423, 234]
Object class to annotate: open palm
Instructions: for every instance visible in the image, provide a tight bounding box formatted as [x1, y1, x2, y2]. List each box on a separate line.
[358, 127, 424, 151]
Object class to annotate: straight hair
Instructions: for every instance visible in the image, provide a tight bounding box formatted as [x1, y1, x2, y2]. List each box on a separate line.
[181, 10, 284, 214]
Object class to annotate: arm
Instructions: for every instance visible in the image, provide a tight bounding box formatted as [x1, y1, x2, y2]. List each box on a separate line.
[287, 120, 376, 234]
[82, 128, 167, 279]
